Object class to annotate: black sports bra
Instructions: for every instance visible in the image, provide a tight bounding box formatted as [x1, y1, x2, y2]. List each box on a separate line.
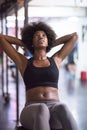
[23, 57, 59, 91]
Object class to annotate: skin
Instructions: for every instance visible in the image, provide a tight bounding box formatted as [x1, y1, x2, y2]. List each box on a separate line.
[0, 30, 78, 103]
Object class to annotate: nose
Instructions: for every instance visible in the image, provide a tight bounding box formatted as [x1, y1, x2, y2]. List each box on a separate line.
[38, 34, 43, 39]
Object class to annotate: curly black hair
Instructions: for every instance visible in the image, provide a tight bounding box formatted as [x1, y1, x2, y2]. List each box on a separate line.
[21, 21, 57, 55]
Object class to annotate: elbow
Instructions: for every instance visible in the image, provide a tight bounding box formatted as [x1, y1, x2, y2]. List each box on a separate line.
[0, 35, 5, 46]
[0, 35, 3, 42]
[0, 34, 4, 40]
[72, 32, 78, 40]
[71, 32, 78, 44]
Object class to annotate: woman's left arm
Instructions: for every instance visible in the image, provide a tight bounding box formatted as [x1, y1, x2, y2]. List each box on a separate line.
[52, 32, 78, 66]
[52, 32, 77, 47]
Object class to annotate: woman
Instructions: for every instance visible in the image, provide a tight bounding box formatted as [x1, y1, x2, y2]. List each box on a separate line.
[0, 22, 78, 130]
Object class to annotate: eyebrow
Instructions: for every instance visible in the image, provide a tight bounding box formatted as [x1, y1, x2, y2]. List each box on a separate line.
[35, 30, 46, 34]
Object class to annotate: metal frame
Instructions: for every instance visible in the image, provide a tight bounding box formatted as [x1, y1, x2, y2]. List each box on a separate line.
[0, 0, 30, 126]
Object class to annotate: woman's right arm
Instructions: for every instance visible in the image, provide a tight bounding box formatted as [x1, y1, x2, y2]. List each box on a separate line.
[0, 34, 27, 75]
[0, 34, 24, 46]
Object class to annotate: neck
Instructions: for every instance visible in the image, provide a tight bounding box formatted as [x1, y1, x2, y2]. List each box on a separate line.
[33, 55, 47, 60]
[33, 50, 47, 60]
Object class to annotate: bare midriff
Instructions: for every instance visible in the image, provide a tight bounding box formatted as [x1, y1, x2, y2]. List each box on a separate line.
[26, 86, 59, 103]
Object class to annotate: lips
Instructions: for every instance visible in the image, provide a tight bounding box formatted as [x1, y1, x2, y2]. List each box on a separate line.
[38, 39, 45, 44]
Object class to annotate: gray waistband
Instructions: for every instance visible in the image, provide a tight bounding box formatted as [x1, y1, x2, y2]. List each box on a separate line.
[25, 99, 59, 106]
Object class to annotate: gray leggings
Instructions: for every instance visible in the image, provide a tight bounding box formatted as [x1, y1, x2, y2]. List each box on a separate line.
[20, 100, 78, 130]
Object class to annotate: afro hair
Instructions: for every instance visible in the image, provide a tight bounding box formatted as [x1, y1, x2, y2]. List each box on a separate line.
[21, 21, 57, 55]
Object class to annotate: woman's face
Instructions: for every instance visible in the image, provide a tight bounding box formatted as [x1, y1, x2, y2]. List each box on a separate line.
[32, 30, 48, 49]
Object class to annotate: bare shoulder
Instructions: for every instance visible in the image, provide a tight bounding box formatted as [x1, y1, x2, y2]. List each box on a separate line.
[52, 55, 62, 69]
[17, 53, 28, 76]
